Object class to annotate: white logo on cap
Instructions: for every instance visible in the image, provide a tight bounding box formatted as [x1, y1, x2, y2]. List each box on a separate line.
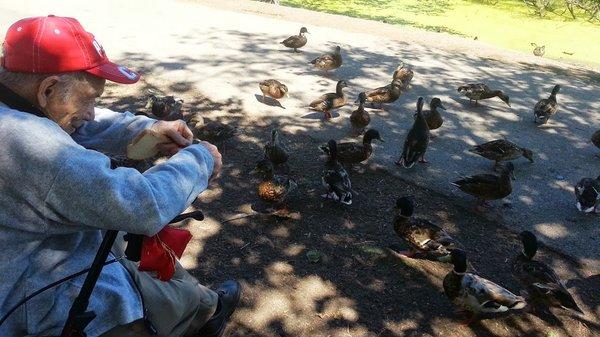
[92, 39, 105, 57]
[118, 66, 138, 80]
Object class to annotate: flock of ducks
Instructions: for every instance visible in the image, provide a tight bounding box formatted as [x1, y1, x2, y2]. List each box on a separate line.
[136, 26, 599, 324]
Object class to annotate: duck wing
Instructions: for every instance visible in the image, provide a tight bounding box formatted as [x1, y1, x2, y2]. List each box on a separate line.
[462, 273, 526, 313]
[322, 162, 353, 204]
[336, 142, 367, 163]
[309, 93, 338, 111]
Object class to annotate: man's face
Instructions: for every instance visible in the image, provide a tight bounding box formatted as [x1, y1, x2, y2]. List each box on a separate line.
[43, 76, 106, 134]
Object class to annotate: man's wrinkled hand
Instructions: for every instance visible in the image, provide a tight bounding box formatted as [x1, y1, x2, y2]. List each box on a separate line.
[198, 141, 222, 182]
[150, 120, 194, 156]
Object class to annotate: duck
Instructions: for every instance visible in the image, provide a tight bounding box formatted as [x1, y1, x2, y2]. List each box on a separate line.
[186, 114, 237, 147]
[451, 162, 515, 209]
[264, 129, 288, 167]
[281, 27, 308, 52]
[259, 79, 288, 101]
[145, 94, 184, 120]
[511, 231, 583, 314]
[469, 139, 534, 170]
[396, 97, 430, 168]
[592, 130, 600, 150]
[534, 84, 560, 124]
[444, 249, 526, 323]
[321, 139, 354, 205]
[392, 62, 414, 90]
[575, 175, 600, 213]
[392, 196, 460, 262]
[457, 83, 510, 107]
[310, 46, 342, 73]
[423, 97, 446, 131]
[349, 92, 370, 136]
[531, 43, 545, 57]
[309, 80, 348, 119]
[252, 158, 297, 206]
[320, 129, 384, 164]
[364, 78, 403, 108]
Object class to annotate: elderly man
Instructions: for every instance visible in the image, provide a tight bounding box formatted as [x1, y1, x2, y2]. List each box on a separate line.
[0, 15, 240, 337]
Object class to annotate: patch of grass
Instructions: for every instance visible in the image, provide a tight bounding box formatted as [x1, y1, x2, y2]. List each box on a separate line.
[280, 0, 600, 67]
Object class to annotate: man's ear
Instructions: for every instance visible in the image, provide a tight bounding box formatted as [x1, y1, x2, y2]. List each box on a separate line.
[36, 76, 61, 109]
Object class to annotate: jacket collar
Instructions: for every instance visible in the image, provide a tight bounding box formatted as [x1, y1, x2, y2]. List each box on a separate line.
[0, 82, 46, 118]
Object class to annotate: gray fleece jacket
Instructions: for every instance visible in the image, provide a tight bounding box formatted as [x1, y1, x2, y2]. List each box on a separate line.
[0, 102, 214, 337]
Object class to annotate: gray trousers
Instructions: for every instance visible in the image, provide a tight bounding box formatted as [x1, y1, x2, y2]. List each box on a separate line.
[100, 259, 218, 337]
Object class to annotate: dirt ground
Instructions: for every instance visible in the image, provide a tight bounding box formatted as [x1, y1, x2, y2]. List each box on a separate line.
[100, 77, 599, 337]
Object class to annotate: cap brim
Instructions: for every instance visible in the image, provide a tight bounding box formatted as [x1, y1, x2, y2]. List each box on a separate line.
[85, 61, 140, 84]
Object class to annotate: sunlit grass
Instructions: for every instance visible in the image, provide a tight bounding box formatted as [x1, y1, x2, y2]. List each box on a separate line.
[281, 0, 600, 67]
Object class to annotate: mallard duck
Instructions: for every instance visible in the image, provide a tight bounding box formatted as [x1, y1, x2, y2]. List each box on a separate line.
[534, 85, 560, 124]
[349, 92, 370, 136]
[321, 139, 354, 205]
[531, 43, 545, 57]
[423, 97, 446, 131]
[310, 46, 342, 73]
[444, 249, 526, 322]
[186, 114, 237, 147]
[264, 129, 288, 167]
[457, 83, 510, 107]
[392, 62, 414, 90]
[469, 139, 534, 170]
[281, 27, 308, 52]
[320, 129, 383, 164]
[575, 175, 600, 213]
[145, 94, 184, 120]
[451, 162, 515, 208]
[592, 130, 600, 150]
[512, 231, 583, 314]
[392, 196, 460, 262]
[259, 79, 288, 101]
[364, 78, 403, 108]
[396, 97, 429, 168]
[252, 158, 297, 205]
[309, 80, 348, 119]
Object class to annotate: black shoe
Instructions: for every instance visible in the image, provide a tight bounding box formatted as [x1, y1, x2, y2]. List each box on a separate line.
[198, 280, 242, 337]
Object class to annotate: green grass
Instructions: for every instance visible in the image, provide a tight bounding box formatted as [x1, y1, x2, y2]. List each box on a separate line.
[280, 0, 600, 67]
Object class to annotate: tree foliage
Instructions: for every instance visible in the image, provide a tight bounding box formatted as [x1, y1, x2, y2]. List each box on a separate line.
[522, 0, 600, 21]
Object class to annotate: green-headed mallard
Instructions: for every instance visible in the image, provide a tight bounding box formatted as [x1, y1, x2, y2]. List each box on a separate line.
[252, 158, 297, 205]
[444, 249, 526, 323]
[531, 43, 545, 57]
[310, 46, 342, 73]
[281, 27, 308, 52]
[349, 92, 370, 136]
[396, 97, 429, 168]
[145, 94, 184, 120]
[469, 139, 534, 170]
[575, 175, 600, 213]
[186, 114, 237, 147]
[512, 231, 583, 314]
[264, 129, 288, 167]
[423, 97, 446, 131]
[534, 85, 560, 124]
[457, 83, 510, 107]
[451, 162, 515, 208]
[309, 80, 348, 119]
[392, 62, 414, 90]
[321, 139, 354, 205]
[392, 196, 460, 262]
[320, 129, 383, 164]
[364, 78, 403, 108]
[259, 79, 289, 101]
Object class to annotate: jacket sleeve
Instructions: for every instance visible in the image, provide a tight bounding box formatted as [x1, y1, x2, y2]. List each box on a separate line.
[43, 143, 215, 236]
[71, 107, 157, 156]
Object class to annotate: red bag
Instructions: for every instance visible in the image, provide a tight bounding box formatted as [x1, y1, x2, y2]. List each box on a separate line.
[138, 226, 193, 281]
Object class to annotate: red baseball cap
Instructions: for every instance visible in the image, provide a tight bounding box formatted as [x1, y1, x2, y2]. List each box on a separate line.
[1, 15, 140, 84]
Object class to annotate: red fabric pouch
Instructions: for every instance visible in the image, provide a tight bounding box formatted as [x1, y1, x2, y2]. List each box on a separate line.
[138, 226, 193, 281]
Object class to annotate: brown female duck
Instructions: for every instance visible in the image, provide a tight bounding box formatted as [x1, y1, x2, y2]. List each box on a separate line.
[252, 158, 297, 206]
[392, 62, 414, 90]
[396, 97, 429, 168]
[281, 27, 308, 52]
[512, 231, 582, 314]
[423, 97, 446, 131]
[457, 83, 510, 107]
[320, 129, 383, 164]
[534, 85, 560, 124]
[309, 80, 348, 119]
[392, 196, 460, 261]
[364, 78, 403, 108]
[264, 129, 288, 167]
[259, 79, 288, 101]
[310, 46, 342, 73]
[349, 92, 370, 136]
[452, 162, 515, 209]
[469, 139, 534, 170]
[145, 94, 184, 120]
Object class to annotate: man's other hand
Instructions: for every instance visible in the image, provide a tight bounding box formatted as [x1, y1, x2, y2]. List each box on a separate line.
[151, 120, 193, 156]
